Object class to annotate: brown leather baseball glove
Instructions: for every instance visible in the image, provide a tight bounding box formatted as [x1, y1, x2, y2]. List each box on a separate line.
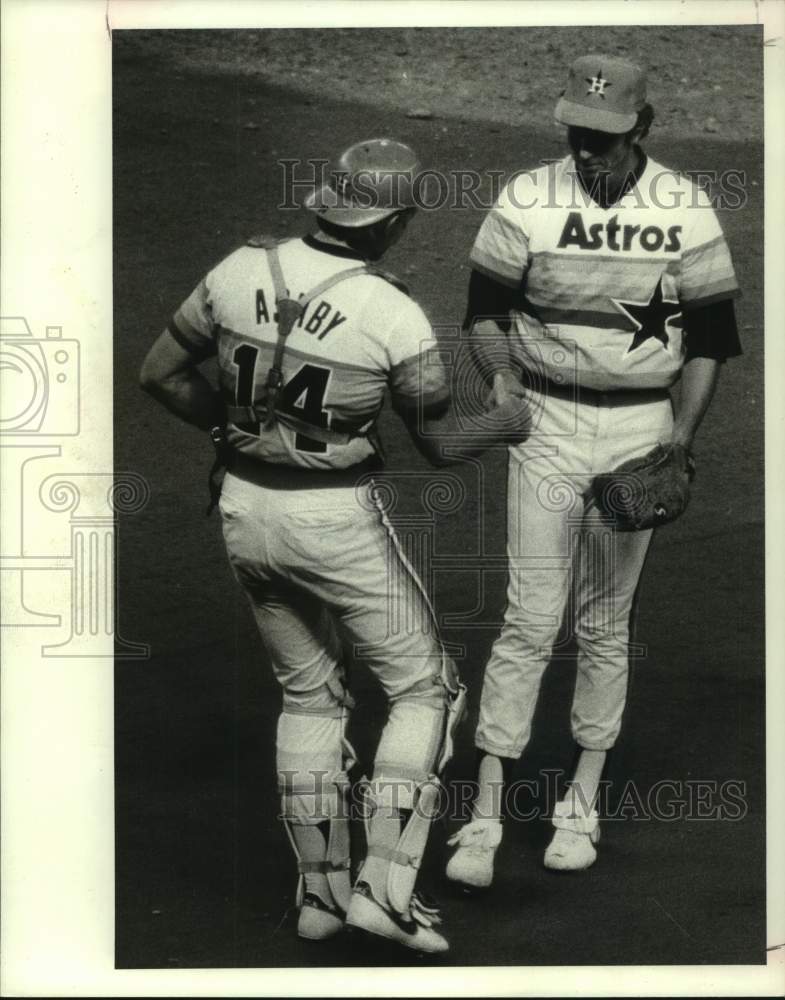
[592, 443, 696, 531]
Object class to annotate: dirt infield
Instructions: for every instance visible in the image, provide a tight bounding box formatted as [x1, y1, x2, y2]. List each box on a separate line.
[114, 28, 765, 968]
[118, 26, 763, 141]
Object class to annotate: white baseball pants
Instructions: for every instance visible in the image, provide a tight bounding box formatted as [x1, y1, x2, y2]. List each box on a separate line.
[219, 470, 448, 820]
[475, 388, 674, 758]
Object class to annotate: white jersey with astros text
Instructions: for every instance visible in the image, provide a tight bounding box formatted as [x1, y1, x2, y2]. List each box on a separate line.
[470, 154, 739, 391]
[171, 236, 449, 469]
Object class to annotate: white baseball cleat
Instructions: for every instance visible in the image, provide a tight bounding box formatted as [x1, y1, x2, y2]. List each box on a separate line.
[543, 799, 601, 871]
[345, 883, 449, 954]
[296, 892, 345, 940]
[445, 819, 503, 889]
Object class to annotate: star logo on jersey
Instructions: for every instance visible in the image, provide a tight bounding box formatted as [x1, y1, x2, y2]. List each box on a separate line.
[586, 71, 611, 97]
[612, 276, 681, 354]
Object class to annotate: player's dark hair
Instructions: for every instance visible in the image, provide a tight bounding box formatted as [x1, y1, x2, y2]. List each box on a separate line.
[316, 208, 415, 258]
[315, 216, 359, 242]
[630, 103, 654, 142]
[316, 208, 414, 242]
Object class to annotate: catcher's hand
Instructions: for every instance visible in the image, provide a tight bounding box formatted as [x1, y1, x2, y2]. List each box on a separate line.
[592, 442, 696, 531]
[206, 394, 232, 516]
[483, 393, 533, 445]
[486, 369, 527, 408]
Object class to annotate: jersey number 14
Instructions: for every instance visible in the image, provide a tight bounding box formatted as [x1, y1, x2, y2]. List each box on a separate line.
[233, 343, 331, 453]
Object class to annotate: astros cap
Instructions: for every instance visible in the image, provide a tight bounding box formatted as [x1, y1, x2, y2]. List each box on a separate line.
[555, 55, 647, 134]
[305, 138, 420, 228]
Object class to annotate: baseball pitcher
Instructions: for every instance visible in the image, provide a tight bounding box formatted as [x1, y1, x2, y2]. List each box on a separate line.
[445, 56, 742, 887]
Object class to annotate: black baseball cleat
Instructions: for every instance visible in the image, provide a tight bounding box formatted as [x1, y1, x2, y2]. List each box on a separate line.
[345, 882, 449, 954]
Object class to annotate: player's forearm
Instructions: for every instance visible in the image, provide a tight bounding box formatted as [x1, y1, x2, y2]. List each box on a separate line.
[671, 356, 721, 451]
[468, 323, 526, 409]
[140, 366, 219, 432]
[464, 269, 518, 382]
[469, 318, 517, 381]
[402, 399, 530, 468]
[415, 410, 502, 466]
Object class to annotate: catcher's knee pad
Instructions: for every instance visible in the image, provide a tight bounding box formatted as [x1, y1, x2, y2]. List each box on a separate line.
[277, 661, 355, 819]
[378, 654, 466, 779]
[278, 662, 355, 812]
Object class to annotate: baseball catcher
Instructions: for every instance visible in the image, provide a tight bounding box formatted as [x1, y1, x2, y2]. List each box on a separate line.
[140, 138, 530, 954]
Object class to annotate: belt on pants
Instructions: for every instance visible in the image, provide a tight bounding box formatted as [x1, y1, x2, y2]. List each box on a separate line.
[229, 453, 383, 491]
[524, 375, 671, 407]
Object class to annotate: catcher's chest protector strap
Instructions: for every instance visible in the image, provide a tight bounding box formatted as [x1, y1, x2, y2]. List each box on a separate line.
[247, 236, 402, 436]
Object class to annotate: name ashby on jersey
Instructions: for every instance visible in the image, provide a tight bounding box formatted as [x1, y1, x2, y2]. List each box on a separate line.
[256, 288, 347, 340]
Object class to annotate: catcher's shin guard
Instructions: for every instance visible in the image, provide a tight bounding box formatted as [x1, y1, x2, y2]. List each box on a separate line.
[277, 704, 356, 939]
[281, 784, 353, 939]
[349, 771, 449, 953]
[360, 773, 443, 916]
[357, 661, 466, 919]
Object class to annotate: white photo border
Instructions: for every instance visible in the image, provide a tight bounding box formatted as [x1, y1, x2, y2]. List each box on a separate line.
[1, 0, 783, 995]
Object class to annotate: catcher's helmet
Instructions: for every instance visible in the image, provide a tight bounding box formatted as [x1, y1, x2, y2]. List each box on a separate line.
[305, 138, 420, 228]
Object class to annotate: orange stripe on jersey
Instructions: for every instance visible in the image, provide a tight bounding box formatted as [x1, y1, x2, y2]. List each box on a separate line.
[522, 304, 683, 331]
[681, 234, 729, 261]
[171, 310, 214, 352]
[529, 250, 682, 268]
[469, 257, 522, 289]
[389, 349, 451, 413]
